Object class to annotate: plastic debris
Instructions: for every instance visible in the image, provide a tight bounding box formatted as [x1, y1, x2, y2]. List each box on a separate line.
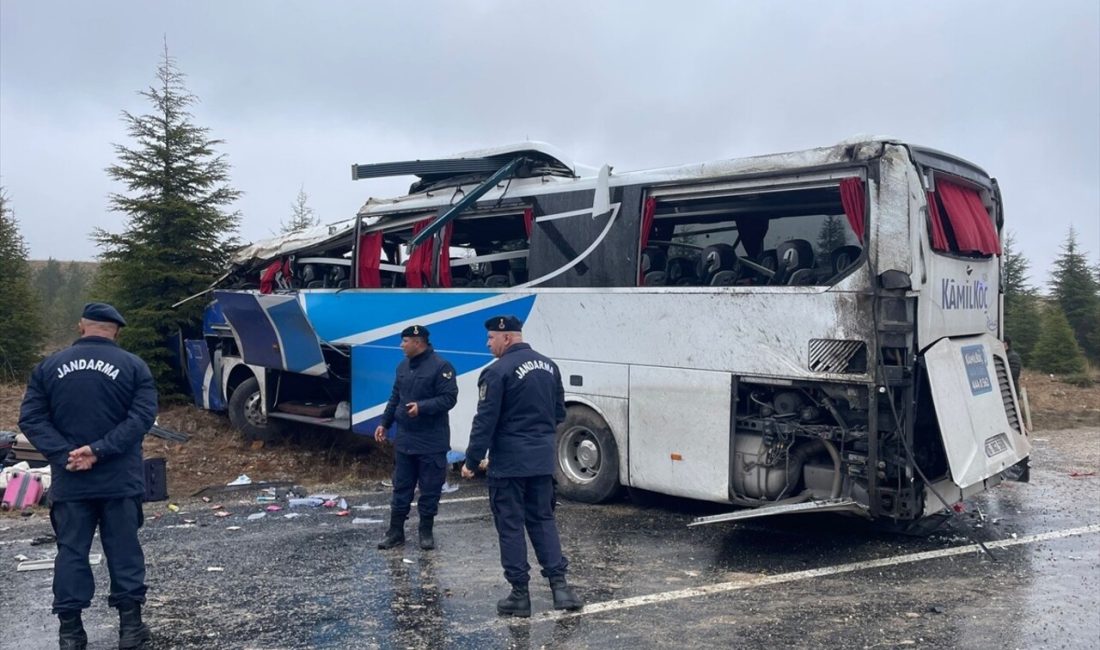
[227, 474, 252, 486]
[207, 566, 224, 572]
[402, 558, 414, 564]
[210, 504, 224, 510]
[167, 504, 180, 513]
[214, 511, 231, 518]
[284, 513, 304, 519]
[441, 482, 459, 494]
[265, 505, 283, 512]
[183, 519, 196, 524]
[247, 512, 266, 521]
[14, 554, 28, 561]
[257, 495, 276, 503]
[288, 497, 325, 508]
[335, 510, 350, 517]
[338, 498, 348, 510]
[322, 500, 338, 508]
[1069, 471, 1097, 478]
[226, 526, 242, 531]
[311, 493, 339, 501]
[381, 480, 393, 488]
[201, 496, 211, 503]
[352, 518, 383, 525]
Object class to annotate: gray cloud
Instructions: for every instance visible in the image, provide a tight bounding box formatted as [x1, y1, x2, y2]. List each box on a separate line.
[1, 0, 1096, 289]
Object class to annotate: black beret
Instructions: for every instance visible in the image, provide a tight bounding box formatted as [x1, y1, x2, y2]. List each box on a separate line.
[484, 315, 522, 332]
[401, 324, 429, 338]
[82, 302, 127, 327]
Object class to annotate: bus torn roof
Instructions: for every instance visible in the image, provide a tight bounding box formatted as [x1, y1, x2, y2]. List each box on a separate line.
[230, 220, 358, 266]
[353, 137, 991, 220]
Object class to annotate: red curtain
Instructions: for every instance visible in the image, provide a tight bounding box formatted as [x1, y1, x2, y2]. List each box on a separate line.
[523, 207, 534, 239]
[259, 258, 286, 294]
[437, 222, 454, 288]
[926, 192, 950, 251]
[937, 180, 1001, 255]
[839, 178, 866, 241]
[405, 219, 433, 288]
[640, 196, 656, 249]
[357, 232, 383, 288]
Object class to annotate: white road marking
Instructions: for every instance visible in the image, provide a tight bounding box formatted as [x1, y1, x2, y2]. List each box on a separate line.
[526, 523, 1100, 623]
[353, 496, 488, 510]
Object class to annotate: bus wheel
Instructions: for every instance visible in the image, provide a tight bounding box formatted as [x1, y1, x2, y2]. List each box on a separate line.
[555, 405, 623, 504]
[228, 377, 283, 442]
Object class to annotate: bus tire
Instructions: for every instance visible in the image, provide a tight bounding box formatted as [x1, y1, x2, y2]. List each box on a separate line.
[227, 377, 282, 442]
[554, 405, 623, 504]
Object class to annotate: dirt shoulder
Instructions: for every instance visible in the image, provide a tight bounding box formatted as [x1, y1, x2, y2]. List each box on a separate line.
[1020, 368, 1100, 430]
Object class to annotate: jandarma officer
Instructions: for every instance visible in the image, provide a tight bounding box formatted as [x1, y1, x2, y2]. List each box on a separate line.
[19, 303, 158, 650]
[461, 315, 583, 617]
[375, 324, 459, 550]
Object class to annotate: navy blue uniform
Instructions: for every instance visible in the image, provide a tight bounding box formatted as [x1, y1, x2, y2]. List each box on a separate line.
[380, 346, 458, 518]
[19, 336, 158, 614]
[464, 343, 569, 585]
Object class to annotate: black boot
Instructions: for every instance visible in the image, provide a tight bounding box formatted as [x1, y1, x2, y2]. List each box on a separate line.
[496, 583, 531, 617]
[57, 611, 87, 650]
[118, 604, 152, 649]
[418, 516, 435, 550]
[549, 575, 583, 611]
[377, 515, 406, 549]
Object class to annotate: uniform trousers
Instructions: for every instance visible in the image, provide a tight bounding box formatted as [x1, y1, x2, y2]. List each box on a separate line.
[391, 451, 447, 518]
[488, 475, 568, 585]
[50, 496, 146, 613]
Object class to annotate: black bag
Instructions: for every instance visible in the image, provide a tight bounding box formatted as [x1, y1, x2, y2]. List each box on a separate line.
[143, 457, 168, 502]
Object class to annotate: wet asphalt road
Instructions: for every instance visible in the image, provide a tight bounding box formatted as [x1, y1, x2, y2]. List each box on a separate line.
[2, 428, 1098, 650]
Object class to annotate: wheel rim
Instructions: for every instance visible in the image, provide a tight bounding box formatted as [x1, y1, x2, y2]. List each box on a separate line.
[244, 391, 267, 427]
[558, 425, 602, 484]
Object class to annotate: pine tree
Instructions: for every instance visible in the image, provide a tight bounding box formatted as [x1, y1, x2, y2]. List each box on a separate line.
[0, 189, 45, 381]
[281, 184, 319, 233]
[816, 215, 848, 253]
[1001, 232, 1041, 363]
[1049, 227, 1100, 363]
[94, 44, 240, 397]
[1030, 304, 1087, 375]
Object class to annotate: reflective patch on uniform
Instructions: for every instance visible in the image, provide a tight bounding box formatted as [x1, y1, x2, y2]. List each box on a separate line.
[479, 382, 487, 401]
[442, 370, 454, 380]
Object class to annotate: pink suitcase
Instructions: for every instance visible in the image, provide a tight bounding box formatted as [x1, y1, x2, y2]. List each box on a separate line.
[1, 471, 44, 511]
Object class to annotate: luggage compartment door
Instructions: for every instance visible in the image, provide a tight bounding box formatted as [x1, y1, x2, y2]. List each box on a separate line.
[214, 291, 327, 376]
[628, 366, 732, 502]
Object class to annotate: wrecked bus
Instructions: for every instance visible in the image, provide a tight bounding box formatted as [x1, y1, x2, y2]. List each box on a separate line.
[181, 138, 1029, 526]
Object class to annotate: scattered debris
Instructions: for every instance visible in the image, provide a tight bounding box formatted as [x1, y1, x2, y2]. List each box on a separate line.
[441, 482, 459, 494]
[14, 553, 28, 561]
[227, 474, 252, 486]
[149, 424, 190, 443]
[264, 505, 283, 512]
[214, 511, 231, 518]
[167, 504, 180, 513]
[226, 526, 242, 531]
[283, 513, 304, 519]
[1069, 471, 1096, 478]
[352, 518, 383, 525]
[289, 497, 325, 508]
[402, 558, 414, 564]
[17, 554, 101, 572]
[335, 510, 350, 517]
[207, 566, 224, 572]
[30, 534, 55, 546]
[929, 606, 945, 614]
[246, 512, 266, 521]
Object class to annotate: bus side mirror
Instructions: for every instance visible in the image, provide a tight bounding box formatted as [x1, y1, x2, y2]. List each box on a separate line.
[879, 269, 911, 290]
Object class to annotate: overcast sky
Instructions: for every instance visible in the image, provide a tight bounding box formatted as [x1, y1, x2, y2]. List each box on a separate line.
[2, 1, 1097, 289]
